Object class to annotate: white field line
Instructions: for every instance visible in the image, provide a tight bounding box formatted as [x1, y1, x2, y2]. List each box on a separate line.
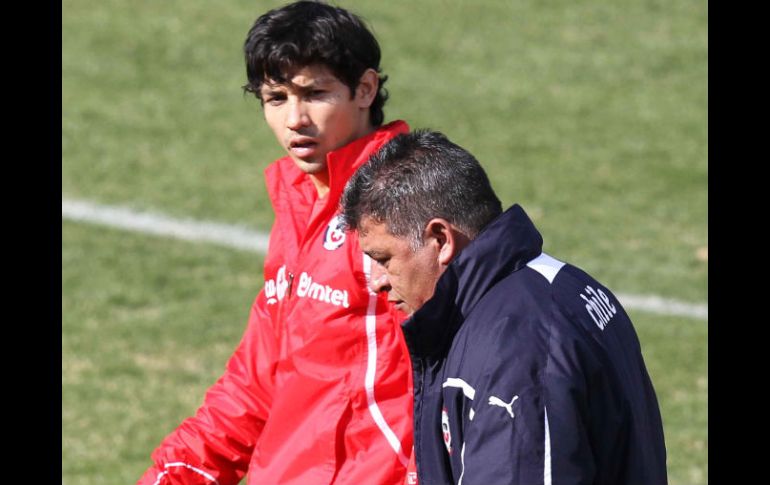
[62, 198, 707, 321]
[613, 293, 707, 321]
[62, 198, 269, 253]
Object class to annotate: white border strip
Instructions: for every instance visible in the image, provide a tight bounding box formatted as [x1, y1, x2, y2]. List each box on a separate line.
[153, 462, 219, 485]
[442, 378, 477, 401]
[363, 254, 410, 468]
[544, 406, 552, 485]
[526, 252, 566, 284]
[62, 198, 707, 320]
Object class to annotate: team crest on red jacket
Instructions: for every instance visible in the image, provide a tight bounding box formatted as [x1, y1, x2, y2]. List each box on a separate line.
[323, 215, 346, 250]
[441, 407, 452, 454]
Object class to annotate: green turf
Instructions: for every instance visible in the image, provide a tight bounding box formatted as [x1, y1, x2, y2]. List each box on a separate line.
[632, 311, 708, 485]
[62, 221, 261, 484]
[62, 0, 707, 483]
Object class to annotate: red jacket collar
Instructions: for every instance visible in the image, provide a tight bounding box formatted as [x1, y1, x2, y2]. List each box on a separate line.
[264, 120, 410, 209]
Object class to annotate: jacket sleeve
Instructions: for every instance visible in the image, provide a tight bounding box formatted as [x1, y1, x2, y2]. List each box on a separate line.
[457, 318, 606, 485]
[137, 292, 278, 485]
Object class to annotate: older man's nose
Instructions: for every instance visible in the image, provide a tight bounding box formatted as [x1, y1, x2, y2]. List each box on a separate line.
[369, 264, 391, 293]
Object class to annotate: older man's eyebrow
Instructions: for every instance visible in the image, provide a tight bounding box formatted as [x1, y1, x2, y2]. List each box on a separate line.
[365, 249, 389, 260]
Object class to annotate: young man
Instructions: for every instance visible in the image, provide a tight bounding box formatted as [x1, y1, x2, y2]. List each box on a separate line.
[341, 130, 668, 485]
[138, 3, 414, 484]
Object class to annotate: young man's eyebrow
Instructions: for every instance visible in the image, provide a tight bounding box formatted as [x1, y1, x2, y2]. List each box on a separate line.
[259, 83, 286, 97]
[263, 76, 336, 92]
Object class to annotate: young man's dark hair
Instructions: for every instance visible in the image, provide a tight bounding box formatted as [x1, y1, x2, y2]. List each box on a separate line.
[243, 0, 389, 126]
[342, 129, 502, 249]
[342, 129, 668, 485]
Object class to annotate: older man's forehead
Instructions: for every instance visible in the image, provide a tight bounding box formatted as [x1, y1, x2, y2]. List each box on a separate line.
[358, 216, 390, 236]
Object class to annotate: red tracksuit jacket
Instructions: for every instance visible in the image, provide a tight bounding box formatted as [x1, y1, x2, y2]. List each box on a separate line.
[138, 121, 415, 485]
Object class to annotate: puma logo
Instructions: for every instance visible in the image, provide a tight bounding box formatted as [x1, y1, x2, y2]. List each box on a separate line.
[488, 395, 519, 419]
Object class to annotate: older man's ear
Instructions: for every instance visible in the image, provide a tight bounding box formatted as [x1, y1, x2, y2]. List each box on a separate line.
[424, 218, 472, 268]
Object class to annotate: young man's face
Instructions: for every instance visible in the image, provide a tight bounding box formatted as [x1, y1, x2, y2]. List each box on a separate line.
[358, 217, 443, 316]
[260, 65, 375, 190]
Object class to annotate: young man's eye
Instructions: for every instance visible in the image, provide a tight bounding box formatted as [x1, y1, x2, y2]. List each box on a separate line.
[262, 92, 286, 105]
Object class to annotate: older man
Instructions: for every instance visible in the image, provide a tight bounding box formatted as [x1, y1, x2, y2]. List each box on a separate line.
[341, 129, 668, 485]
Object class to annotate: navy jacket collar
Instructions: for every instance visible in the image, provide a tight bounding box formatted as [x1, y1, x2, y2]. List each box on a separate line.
[401, 204, 543, 360]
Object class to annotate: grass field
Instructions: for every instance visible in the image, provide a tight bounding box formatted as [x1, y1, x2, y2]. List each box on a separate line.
[62, 1, 707, 483]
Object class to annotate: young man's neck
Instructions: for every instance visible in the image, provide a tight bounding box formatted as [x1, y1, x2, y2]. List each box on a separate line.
[310, 172, 331, 199]
[310, 122, 377, 198]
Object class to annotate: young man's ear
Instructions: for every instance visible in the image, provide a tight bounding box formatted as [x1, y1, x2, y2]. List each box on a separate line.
[355, 68, 379, 109]
[424, 219, 469, 266]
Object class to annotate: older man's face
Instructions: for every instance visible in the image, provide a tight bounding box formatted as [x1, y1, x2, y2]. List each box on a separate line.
[358, 217, 443, 315]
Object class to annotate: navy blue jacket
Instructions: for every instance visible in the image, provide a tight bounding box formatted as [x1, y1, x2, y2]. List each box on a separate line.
[402, 205, 667, 485]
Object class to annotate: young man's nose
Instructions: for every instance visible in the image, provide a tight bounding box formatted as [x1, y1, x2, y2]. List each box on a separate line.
[286, 99, 310, 130]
